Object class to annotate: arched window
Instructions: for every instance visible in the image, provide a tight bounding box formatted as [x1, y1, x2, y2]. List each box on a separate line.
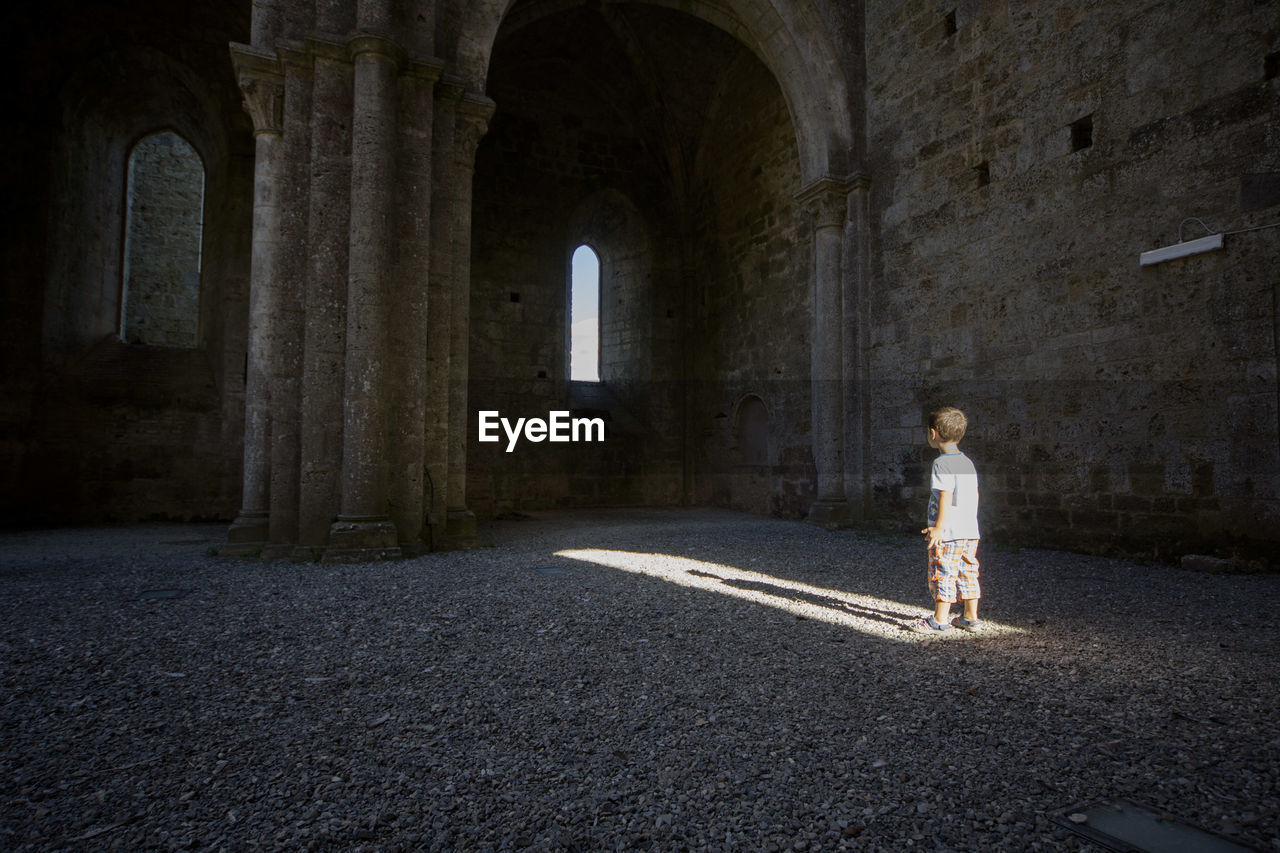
[570, 244, 600, 382]
[121, 131, 205, 348]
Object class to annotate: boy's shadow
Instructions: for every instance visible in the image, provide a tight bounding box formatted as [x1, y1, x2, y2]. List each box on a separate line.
[685, 569, 914, 627]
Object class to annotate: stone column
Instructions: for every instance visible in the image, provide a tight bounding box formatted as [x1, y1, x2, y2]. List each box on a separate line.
[385, 56, 444, 554]
[324, 32, 403, 562]
[261, 43, 313, 558]
[421, 80, 462, 549]
[843, 175, 872, 521]
[224, 46, 284, 556]
[443, 94, 495, 547]
[294, 38, 352, 560]
[796, 175, 854, 528]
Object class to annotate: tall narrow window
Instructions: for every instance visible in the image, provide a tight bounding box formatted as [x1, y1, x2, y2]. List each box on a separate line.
[121, 131, 205, 347]
[570, 244, 600, 382]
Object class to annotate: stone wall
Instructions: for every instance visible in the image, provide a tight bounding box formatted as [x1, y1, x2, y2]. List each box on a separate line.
[863, 0, 1280, 558]
[688, 47, 816, 518]
[2, 0, 252, 525]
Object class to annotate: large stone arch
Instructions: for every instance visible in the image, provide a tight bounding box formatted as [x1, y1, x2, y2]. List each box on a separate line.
[463, 0, 868, 526]
[448, 0, 858, 183]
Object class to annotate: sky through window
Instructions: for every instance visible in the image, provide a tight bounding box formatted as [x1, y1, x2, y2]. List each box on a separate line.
[570, 245, 599, 382]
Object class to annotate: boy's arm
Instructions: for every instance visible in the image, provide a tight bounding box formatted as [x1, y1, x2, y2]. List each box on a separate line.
[922, 489, 951, 549]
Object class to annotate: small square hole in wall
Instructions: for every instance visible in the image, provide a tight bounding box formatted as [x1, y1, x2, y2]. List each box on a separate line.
[1266, 51, 1279, 80]
[973, 161, 990, 188]
[1071, 114, 1093, 152]
[509, 292, 521, 303]
[944, 10, 957, 37]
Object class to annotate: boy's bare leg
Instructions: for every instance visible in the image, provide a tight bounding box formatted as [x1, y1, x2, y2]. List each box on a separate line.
[961, 598, 978, 621]
[933, 600, 952, 625]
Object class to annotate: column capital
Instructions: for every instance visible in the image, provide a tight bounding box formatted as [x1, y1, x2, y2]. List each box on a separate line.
[347, 31, 406, 68]
[404, 53, 445, 83]
[795, 173, 870, 227]
[434, 74, 468, 106]
[342, 32, 443, 84]
[230, 43, 285, 135]
[455, 93, 497, 157]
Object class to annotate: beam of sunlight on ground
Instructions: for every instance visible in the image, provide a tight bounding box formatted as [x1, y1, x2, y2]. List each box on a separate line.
[556, 549, 1025, 642]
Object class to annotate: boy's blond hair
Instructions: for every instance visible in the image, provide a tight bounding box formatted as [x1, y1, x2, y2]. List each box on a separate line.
[929, 407, 967, 443]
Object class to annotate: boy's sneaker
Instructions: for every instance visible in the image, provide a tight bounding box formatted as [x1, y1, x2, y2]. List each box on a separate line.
[950, 616, 982, 631]
[908, 616, 951, 633]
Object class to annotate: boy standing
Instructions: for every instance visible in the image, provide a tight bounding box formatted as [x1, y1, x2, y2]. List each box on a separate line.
[910, 406, 981, 633]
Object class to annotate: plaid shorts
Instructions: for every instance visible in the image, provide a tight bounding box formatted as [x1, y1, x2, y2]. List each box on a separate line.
[927, 539, 980, 603]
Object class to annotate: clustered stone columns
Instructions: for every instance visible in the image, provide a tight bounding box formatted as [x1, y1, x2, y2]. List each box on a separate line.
[262, 42, 314, 560]
[419, 83, 459, 549]
[796, 174, 867, 528]
[295, 37, 353, 558]
[224, 48, 284, 556]
[324, 33, 404, 562]
[842, 176, 872, 521]
[225, 20, 489, 561]
[383, 56, 445, 555]
[443, 96, 494, 547]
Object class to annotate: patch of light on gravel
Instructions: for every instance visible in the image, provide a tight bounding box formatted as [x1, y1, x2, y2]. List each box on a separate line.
[556, 548, 1024, 641]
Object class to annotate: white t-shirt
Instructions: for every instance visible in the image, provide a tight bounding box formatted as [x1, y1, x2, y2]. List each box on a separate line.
[928, 451, 980, 541]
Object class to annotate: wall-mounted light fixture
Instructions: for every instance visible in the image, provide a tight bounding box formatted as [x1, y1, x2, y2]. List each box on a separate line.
[1139, 217, 1224, 267]
[1139, 232, 1224, 266]
[1140, 215, 1280, 267]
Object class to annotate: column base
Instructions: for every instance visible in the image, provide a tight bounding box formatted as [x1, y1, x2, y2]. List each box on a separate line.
[398, 538, 434, 557]
[807, 498, 853, 529]
[292, 545, 325, 563]
[260, 544, 296, 560]
[437, 508, 484, 550]
[323, 516, 402, 563]
[221, 512, 269, 556]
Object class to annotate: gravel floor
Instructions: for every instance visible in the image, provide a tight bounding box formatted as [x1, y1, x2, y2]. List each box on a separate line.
[1, 507, 1277, 852]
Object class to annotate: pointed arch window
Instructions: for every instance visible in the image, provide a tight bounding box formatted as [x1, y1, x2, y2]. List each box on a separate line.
[121, 130, 205, 348]
[570, 244, 600, 382]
